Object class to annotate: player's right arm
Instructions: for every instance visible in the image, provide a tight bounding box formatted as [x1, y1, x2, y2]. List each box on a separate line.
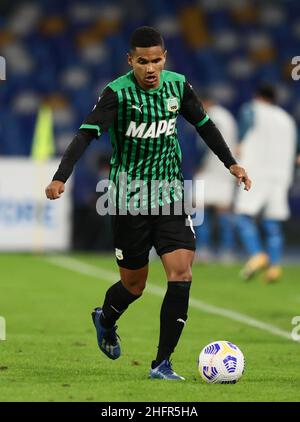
[45, 87, 117, 200]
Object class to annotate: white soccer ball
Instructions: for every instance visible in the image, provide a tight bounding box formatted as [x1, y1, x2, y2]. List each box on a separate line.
[198, 340, 245, 384]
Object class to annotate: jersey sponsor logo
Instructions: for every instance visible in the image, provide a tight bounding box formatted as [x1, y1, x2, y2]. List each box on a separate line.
[126, 118, 177, 139]
[115, 248, 124, 260]
[131, 104, 144, 114]
[167, 97, 179, 112]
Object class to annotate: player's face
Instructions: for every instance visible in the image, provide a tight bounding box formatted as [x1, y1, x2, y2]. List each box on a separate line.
[128, 46, 167, 90]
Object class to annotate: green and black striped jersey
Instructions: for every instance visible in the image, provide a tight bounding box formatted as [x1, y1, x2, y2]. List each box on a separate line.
[80, 70, 209, 184]
[53, 69, 236, 208]
[79, 70, 208, 206]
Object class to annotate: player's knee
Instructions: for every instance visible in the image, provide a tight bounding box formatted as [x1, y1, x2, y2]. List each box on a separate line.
[120, 263, 148, 296]
[168, 268, 192, 282]
[128, 283, 146, 296]
[135, 286, 146, 296]
[123, 279, 146, 296]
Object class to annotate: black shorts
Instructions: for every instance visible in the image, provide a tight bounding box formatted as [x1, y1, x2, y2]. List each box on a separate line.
[111, 207, 196, 270]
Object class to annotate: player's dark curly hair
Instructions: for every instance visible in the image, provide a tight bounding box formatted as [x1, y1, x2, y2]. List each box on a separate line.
[130, 26, 165, 50]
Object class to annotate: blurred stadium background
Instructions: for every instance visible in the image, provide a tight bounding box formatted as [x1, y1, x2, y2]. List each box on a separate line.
[0, 0, 299, 254]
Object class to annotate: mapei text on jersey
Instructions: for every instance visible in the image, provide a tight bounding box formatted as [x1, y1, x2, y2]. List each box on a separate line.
[125, 118, 176, 139]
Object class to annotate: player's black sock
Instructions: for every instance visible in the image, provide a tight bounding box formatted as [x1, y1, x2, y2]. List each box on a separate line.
[100, 280, 141, 328]
[154, 281, 191, 367]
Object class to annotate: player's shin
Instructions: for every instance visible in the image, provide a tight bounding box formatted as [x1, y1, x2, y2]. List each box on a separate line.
[154, 281, 191, 366]
[100, 280, 141, 328]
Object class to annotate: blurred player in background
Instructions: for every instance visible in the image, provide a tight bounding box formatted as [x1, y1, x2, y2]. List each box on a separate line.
[45, 27, 251, 380]
[235, 84, 297, 282]
[194, 94, 238, 263]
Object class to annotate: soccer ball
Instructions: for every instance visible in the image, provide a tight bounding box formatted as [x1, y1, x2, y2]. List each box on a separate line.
[198, 340, 245, 384]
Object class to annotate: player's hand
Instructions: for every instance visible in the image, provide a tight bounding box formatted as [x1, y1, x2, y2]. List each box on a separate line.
[229, 164, 251, 191]
[45, 180, 65, 200]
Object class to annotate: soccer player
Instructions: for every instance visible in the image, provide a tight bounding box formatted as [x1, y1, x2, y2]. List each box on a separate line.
[235, 84, 296, 282]
[45, 27, 251, 380]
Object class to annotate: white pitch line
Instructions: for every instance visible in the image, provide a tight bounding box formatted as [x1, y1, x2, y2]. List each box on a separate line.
[45, 255, 296, 342]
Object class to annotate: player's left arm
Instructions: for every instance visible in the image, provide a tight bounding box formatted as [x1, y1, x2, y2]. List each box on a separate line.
[180, 81, 251, 191]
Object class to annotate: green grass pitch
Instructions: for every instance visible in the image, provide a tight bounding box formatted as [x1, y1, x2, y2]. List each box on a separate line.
[0, 253, 299, 402]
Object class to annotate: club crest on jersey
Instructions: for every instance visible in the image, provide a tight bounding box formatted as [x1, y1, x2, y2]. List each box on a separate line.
[167, 97, 179, 112]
